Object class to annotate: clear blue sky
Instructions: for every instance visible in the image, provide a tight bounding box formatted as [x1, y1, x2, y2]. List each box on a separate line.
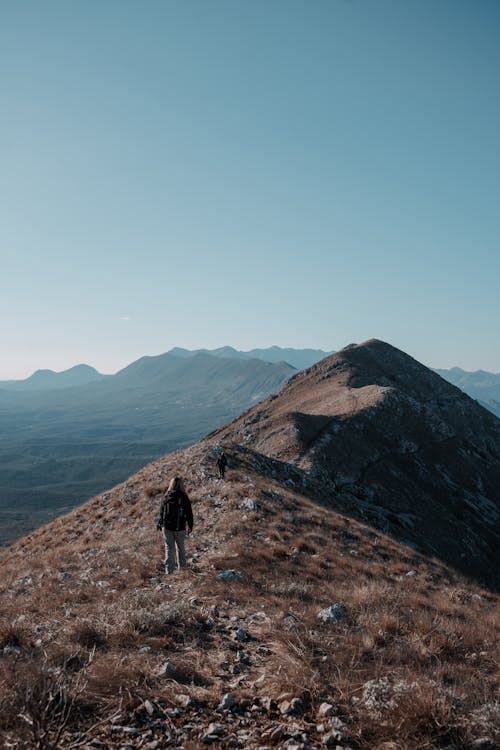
[1, 0, 499, 378]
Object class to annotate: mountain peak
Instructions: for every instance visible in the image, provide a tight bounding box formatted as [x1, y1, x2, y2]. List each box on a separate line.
[211, 340, 500, 586]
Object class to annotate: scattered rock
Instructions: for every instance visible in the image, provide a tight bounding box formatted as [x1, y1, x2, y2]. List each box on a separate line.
[232, 626, 249, 642]
[406, 570, 417, 577]
[260, 696, 278, 712]
[218, 570, 243, 581]
[177, 693, 196, 708]
[237, 649, 251, 665]
[317, 702, 335, 718]
[257, 644, 271, 655]
[279, 697, 304, 716]
[240, 497, 258, 512]
[201, 722, 226, 743]
[217, 692, 236, 711]
[158, 660, 176, 676]
[317, 603, 346, 624]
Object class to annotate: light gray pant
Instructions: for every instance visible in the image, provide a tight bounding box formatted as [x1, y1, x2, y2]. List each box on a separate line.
[163, 529, 187, 573]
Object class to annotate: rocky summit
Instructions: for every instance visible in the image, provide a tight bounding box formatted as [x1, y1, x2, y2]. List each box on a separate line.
[0, 340, 499, 749]
[212, 339, 500, 587]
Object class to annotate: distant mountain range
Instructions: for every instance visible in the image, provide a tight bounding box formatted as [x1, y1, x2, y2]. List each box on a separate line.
[0, 363, 106, 391]
[1, 345, 499, 545]
[3, 350, 499, 419]
[0, 350, 305, 543]
[434, 367, 500, 417]
[168, 345, 333, 370]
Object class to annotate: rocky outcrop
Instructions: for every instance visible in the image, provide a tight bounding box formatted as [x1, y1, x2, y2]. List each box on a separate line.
[211, 340, 500, 587]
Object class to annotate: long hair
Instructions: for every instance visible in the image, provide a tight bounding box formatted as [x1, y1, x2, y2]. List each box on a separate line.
[167, 476, 186, 494]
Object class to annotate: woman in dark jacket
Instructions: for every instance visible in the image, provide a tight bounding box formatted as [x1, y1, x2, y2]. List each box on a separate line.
[157, 477, 193, 574]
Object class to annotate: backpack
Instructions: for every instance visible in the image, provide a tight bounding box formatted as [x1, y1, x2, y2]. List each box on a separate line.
[162, 491, 184, 530]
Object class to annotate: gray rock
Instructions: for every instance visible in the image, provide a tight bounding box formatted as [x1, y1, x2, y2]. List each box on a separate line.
[240, 497, 258, 512]
[158, 660, 176, 676]
[279, 697, 304, 716]
[317, 702, 335, 717]
[217, 692, 236, 711]
[201, 722, 226, 742]
[257, 644, 271, 655]
[406, 570, 417, 577]
[260, 696, 278, 712]
[237, 649, 251, 664]
[317, 603, 346, 624]
[177, 693, 196, 708]
[218, 570, 243, 581]
[233, 626, 248, 642]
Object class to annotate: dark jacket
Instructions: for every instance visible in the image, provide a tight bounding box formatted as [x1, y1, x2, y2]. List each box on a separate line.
[158, 490, 193, 532]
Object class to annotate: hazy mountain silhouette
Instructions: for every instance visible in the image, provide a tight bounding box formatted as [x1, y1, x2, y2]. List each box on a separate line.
[436, 366, 500, 417]
[0, 363, 105, 391]
[169, 345, 333, 370]
[0, 353, 294, 543]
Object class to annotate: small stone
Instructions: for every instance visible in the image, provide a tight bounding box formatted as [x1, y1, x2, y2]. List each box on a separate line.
[158, 660, 176, 676]
[97, 580, 110, 588]
[237, 650, 251, 664]
[318, 702, 335, 717]
[138, 646, 152, 654]
[177, 693, 196, 708]
[217, 692, 236, 711]
[406, 570, 417, 577]
[317, 603, 346, 624]
[240, 497, 258, 512]
[279, 697, 304, 716]
[218, 570, 243, 581]
[257, 645, 271, 655]
[143, 699, 158, 716]
[233, 627, 248, 642]
[260, 696, 277, 712]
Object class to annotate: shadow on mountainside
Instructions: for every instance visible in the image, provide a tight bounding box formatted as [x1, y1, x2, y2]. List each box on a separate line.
[225, 442, 500, 591]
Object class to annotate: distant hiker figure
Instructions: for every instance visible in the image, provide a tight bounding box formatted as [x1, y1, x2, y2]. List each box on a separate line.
[156, 477, 193, 574]
[216, 451, 227, 479]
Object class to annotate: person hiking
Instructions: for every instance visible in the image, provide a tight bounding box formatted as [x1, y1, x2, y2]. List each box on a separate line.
[156, 477, 193, 574]
[216, 451, 227, 479]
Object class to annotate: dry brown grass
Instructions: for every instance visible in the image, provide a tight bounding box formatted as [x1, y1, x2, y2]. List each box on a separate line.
[0, 448, 498, 749]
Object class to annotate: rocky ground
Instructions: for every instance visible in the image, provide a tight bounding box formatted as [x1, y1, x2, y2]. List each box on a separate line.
[0, 441, 499, 750]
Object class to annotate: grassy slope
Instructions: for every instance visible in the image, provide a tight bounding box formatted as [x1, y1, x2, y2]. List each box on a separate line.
[0, 441, 498, 749]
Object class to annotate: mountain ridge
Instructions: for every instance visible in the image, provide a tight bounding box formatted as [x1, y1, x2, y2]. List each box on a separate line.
[210, 339, 500, 587]
[0, 339, 498, 749]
